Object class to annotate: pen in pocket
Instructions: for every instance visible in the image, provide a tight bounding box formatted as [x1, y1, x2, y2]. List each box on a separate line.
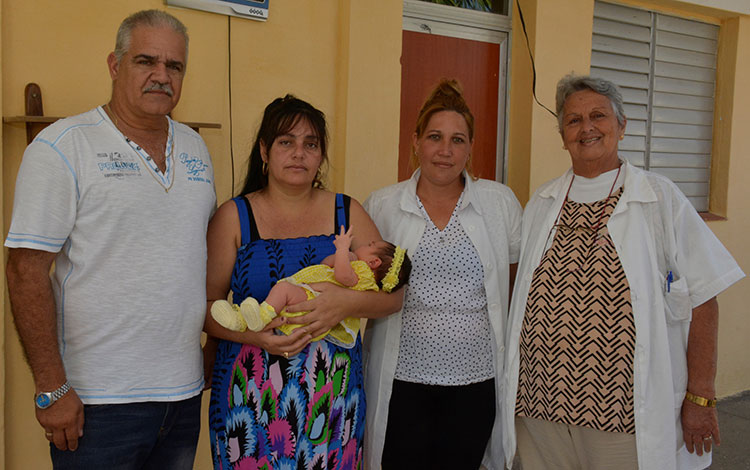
[666, 270, 673, 293]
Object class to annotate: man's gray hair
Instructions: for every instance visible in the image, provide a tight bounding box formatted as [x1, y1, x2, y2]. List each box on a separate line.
[555, 74, 626, 132]
[114, 10, 189, 64]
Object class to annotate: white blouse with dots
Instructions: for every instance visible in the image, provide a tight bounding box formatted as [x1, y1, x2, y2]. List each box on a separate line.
[394, 193, 494, 385]
[363, 169, 523, 470]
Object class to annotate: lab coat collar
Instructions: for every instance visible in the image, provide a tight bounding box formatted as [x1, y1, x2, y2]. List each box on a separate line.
[537, 159, 658, 209]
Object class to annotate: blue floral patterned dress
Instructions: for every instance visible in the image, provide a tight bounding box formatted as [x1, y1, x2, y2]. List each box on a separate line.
[209, 194, 365, 470]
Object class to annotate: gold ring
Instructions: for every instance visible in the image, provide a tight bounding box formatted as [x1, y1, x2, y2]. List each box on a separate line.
[703, 436, 712, 440]
[283, 351, 289, 359]
[45, 431, 53, 437]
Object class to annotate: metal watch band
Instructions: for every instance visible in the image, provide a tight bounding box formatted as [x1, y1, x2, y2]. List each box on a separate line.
[685, 391, 717, 408]
[50, 381, 71, 401]
[35, 381, 71, 409]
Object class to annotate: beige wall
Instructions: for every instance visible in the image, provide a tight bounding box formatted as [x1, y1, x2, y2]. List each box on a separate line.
[336, 2, 403, 199]
[1, 0, 748, 468]
[707, 14, 750, 397]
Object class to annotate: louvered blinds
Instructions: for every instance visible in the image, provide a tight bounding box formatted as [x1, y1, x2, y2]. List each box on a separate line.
[591, 1, 718, 211]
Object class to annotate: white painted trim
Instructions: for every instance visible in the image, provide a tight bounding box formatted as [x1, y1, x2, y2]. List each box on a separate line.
[403, 16, 506, 43]
[496, 30, 512, 184]
[682, 0, 749, 15]
[403, 0, 512, 33]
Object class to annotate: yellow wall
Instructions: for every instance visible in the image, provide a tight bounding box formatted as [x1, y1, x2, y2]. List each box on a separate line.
[507, 0, 595, 204]
[505, 0, 535, 203]
[336, 2, 403, 198]
[707, 14, 750, 397]
[2, 0, 748, 468]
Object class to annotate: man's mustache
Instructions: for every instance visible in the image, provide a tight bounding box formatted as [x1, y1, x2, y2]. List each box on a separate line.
[143, 82, 174, 97]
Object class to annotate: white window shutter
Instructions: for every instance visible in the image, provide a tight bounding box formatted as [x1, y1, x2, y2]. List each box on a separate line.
[591, 1, 718, 211]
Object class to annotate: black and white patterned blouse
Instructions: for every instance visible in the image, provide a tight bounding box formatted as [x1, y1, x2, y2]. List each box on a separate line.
[394, 192, 494, 385]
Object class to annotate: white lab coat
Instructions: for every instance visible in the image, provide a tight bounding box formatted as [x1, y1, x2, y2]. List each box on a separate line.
[503, 161, 745, 470]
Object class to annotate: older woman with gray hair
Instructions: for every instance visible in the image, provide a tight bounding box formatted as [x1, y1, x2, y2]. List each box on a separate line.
[502, 74, 744, 469]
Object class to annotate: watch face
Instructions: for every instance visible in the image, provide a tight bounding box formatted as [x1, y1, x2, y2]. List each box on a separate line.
[35, 393, 51, 409]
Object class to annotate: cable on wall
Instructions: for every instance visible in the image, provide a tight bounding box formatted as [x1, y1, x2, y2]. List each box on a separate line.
[515, 0, 557, 118]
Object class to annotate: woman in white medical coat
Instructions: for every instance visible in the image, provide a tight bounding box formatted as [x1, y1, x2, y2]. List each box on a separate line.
[503, 74, 744, 470]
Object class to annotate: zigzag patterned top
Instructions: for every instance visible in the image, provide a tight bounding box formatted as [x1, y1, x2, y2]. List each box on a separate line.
[516, 187, 636, 434]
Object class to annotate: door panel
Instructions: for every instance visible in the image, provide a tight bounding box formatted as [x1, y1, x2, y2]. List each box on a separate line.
[399, 30, 501, 181]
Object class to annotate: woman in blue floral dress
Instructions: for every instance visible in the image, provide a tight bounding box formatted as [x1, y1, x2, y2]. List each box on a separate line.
[204, 95, 402, 469]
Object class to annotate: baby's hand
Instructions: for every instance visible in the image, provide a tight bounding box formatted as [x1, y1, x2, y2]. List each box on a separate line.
[333, 225, 353, 251]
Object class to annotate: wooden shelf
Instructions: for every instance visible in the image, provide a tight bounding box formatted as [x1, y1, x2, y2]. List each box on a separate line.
[182, 121, 222, 130]
[3, 115, 60, 124]
[3, 115, 221, 135]
[5, 116, 220, 127]
[3, 83, 221, 144]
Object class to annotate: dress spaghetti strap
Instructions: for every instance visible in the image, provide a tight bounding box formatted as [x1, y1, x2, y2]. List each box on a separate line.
[334, 193, 351, 232]
[232, 196, 260, 244]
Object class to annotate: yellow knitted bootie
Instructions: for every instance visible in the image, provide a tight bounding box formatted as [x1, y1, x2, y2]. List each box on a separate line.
[240, 299, 278, 332]
[211, 300, 248, 332]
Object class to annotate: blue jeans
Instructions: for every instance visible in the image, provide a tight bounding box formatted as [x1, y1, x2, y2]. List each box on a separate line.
[50, 394, 201, 470]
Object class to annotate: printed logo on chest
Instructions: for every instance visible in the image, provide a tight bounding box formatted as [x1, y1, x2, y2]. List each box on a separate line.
[179, 152, 211, 184]
[96, 151, 141, 179]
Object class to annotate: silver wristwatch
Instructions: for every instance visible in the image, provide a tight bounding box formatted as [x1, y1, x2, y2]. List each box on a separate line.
[34, 381, 71, 409]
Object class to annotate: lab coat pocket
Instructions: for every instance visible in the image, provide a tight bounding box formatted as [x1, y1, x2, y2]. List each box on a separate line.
[664, 276, 691, 323]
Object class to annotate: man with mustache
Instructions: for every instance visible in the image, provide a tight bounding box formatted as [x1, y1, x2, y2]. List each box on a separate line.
[5, 9, 215, 468]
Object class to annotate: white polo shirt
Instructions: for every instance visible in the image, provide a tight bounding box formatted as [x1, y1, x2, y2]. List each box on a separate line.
[6, 106, 216, 404]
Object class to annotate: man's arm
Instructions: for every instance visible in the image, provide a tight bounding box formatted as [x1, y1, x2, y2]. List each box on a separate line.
[6, 248, 84, 451]
[681, 297, 720, 456]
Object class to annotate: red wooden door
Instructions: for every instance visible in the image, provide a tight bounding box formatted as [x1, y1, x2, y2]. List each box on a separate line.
[399, 30, 501, 181]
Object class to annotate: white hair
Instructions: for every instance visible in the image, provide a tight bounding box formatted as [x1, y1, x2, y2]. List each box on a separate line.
[113, 10, 189, 65]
